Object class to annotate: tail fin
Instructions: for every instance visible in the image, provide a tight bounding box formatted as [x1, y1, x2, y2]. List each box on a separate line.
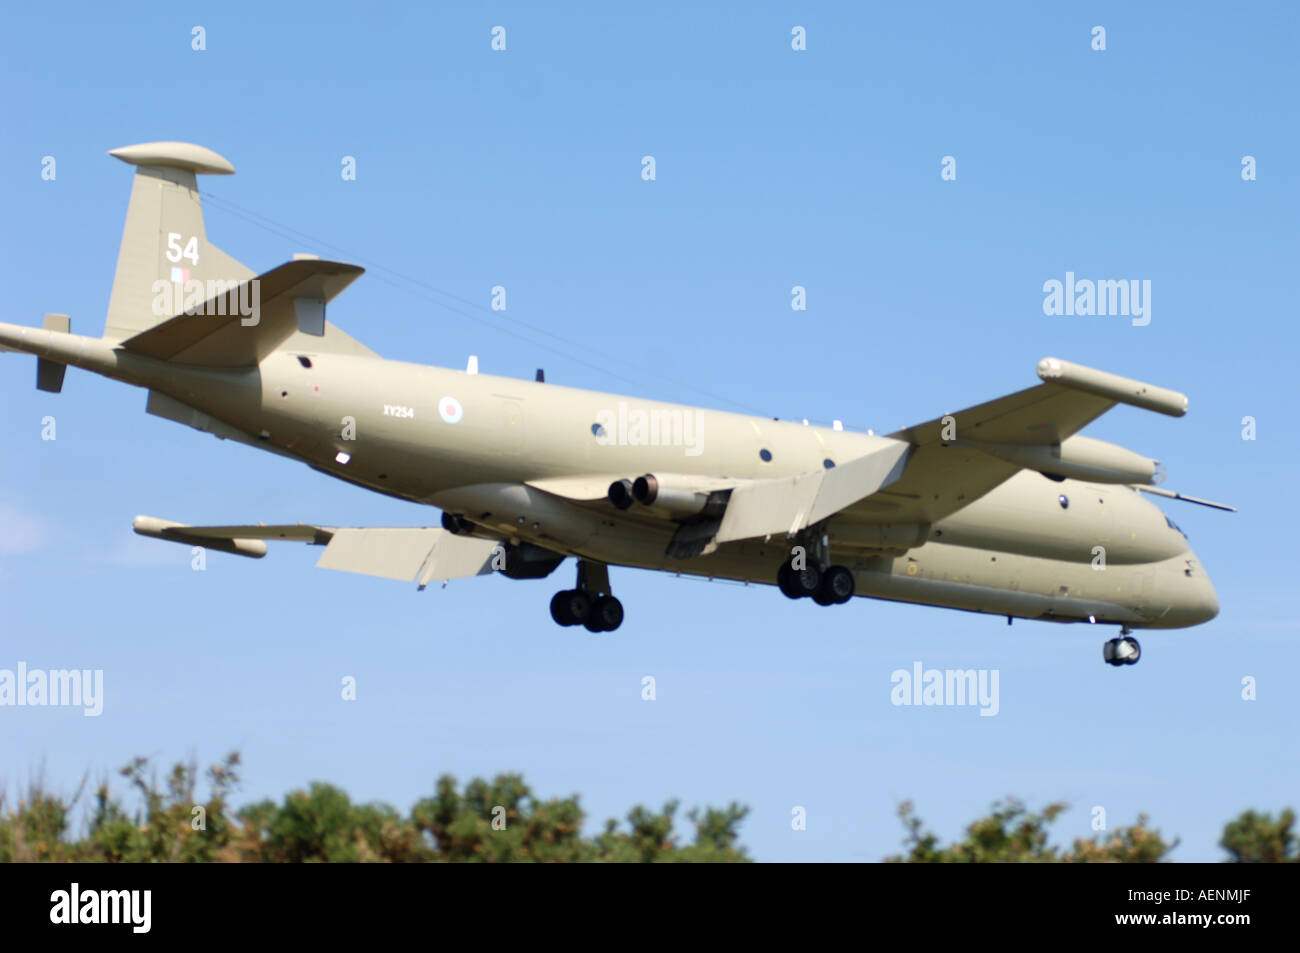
[102, 141, 376, 358]
[103, 142, 253, 341]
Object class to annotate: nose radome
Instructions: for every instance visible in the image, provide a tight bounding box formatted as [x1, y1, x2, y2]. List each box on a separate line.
[1153, 554, 1220, 628]
[1196, 571, 1220, 624]
[1186, 556, 1220, 625]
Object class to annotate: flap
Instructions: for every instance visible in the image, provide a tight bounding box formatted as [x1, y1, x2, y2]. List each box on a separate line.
[317, 528, 500, 584]
[716, 441, 911, 543]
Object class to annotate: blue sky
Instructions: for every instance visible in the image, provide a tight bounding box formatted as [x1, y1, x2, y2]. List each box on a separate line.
[1, 2, 1297, 861]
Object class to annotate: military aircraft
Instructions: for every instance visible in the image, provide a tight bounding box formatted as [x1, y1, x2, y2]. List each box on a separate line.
[0, 142, 1231, 666]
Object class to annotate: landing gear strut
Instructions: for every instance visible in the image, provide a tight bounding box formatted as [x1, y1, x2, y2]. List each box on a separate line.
[1103, 627, 1141, 666]
[550, 560, 623, 632]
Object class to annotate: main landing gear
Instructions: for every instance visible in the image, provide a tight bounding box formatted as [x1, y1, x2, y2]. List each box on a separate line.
[1103, 627, 1141, 666]
[777, 560, 855, 606]
[550, 560, 624, 632]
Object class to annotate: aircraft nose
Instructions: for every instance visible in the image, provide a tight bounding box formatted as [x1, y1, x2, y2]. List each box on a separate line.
[1186, 581, 1219, 625]
[1197, 575, 1220, 623]
[1151, 554, 1220, 627]
[1186, 559, 1219, 625]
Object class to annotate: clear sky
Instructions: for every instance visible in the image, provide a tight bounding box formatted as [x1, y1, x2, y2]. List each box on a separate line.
[1, 2, 1296, 861]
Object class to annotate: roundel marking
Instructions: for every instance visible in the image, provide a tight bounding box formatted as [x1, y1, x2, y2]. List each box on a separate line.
[439, 396, 464, 424]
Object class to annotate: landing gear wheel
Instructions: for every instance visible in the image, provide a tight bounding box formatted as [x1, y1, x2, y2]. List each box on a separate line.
[584, 595, 624, 633]
[777, 562, 802, 599]
[787, 564, 822, 599]
[550, 589, 591, 627]
[441, 511, 471, 535]
[1103, 635, 1141, 666]
[818, 565, 855, 605]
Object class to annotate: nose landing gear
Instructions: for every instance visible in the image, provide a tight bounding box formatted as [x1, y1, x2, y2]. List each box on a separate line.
[550, 559, 623, 632]
[1103, 627, 1142, 666]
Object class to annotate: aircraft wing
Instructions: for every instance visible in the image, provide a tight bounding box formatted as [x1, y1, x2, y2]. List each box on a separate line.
[852, 356, 1187, 524]
[132, 515, 501, 587]
[641, 358, 1190, 552]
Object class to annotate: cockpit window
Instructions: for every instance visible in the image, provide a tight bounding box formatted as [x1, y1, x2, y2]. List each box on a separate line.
[1165, 515, 1187, 539]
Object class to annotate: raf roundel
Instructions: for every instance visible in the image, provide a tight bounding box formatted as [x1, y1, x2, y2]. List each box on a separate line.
[438, 396, 464, 425]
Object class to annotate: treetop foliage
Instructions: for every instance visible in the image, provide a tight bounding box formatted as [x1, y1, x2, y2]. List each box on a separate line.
[0, 753, 749, 863]
[2, 754, 1294, 863]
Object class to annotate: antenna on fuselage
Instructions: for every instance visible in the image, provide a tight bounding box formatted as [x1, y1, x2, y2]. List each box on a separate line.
[535, 368, 545, 382]
[1134, 485, 1237, 512]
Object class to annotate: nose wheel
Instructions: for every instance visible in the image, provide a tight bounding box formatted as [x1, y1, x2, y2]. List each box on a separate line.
[1103, 629, 1141, 666]
[550, 560, 623, 632]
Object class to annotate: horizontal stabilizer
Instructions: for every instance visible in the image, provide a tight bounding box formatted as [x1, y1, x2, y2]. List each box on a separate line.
[120, 258, 363, 367]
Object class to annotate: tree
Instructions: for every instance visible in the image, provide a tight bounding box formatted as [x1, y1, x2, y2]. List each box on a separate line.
[1220, 809, 1297, 863]
[0, 753, 750, 862]
[4, 754, 1296, 863]
[885, 799, 1176, 863]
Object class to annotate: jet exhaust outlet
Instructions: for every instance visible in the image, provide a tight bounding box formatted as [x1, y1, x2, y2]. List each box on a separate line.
[632, 474, 659, 505]
[607, 479, 634, 510]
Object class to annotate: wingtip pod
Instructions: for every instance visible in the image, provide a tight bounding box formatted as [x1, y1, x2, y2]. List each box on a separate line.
[108, 141, 236, 175]
[133, 515, 268, 558]
[1036, 357, 1189, 417]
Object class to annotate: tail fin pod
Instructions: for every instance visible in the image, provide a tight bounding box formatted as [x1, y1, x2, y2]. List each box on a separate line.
[103, 142, 253, 341]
